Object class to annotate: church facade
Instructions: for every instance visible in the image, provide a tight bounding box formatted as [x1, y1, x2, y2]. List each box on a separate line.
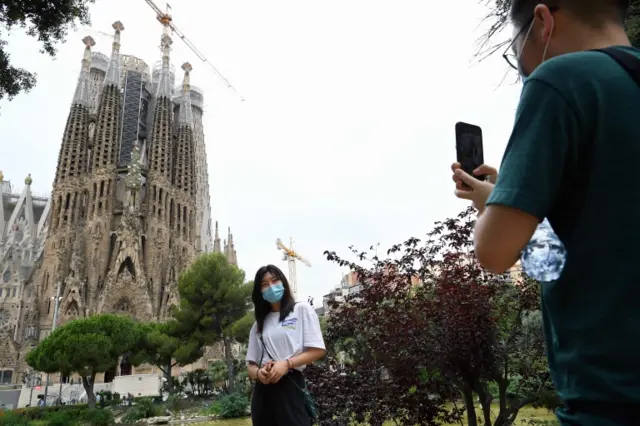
[0, 22, 238, 385]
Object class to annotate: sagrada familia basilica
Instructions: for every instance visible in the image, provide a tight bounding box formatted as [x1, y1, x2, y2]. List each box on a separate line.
[0, 22, 238, 385]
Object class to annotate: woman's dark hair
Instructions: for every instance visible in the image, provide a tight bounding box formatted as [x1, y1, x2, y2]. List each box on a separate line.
[253, 264, 296, 333]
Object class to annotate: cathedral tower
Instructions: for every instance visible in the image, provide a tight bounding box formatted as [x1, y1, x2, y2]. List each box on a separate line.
[0, 19, 239, 386]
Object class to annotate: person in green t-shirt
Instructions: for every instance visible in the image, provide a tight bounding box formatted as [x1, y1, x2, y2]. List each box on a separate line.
[452, 0, 640, 424]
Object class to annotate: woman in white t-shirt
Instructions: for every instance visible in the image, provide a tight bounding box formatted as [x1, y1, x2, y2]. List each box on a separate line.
[246, 264, 326, 425]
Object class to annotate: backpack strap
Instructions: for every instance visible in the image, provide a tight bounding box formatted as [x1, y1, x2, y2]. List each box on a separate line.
[596, 47, 640, 86]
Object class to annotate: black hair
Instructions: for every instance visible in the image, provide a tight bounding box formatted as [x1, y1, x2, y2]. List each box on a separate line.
[510, 0, 629, 28]
[252, 264, 296, 333]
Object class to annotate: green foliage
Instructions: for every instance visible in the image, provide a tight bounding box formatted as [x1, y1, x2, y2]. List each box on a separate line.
[174, 253, 252, 344]
[173, 253, 252, 392]
[26, 314, 138, 408]
[230, 310, 254, 344]
[208, 392, 249, 419]
[3, 405, 114, 425]
[43, 411, 75, 426]
[130, 320, 203, 381]
[122, 397, 165, 423]
[0, 410, 30, 426]
[0, 0, 95, 103]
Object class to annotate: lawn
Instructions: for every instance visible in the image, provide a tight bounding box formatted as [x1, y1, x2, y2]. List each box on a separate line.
[441, 404, 557, 425]
[196, 405, 557, 425]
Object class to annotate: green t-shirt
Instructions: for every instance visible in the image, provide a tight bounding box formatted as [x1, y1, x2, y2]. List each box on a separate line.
[487, 46, 640, 403]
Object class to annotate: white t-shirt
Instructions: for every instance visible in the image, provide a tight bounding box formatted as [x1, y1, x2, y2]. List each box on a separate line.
[246, 302, 325, 371]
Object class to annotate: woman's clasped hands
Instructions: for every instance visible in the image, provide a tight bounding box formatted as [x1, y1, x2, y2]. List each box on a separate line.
[257, 360, 290, 384]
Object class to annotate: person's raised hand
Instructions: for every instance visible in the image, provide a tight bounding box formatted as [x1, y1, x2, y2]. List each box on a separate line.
[266, 360, 290, 384]
[451, 163, 498, 213]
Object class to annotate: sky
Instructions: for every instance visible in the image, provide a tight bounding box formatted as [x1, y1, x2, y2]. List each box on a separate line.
[0, 0, 522, 306]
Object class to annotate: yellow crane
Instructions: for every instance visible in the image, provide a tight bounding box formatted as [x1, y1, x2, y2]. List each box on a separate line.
[276, 238, 311, 301]
[142, 0, 244, 101]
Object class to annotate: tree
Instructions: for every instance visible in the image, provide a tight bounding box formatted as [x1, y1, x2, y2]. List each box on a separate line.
[479, 0, 640, 60]
[26, 314, 137, 408]
[319, 208, 552, 426]
[173, 253, 252, 392]
[0, 0, 95, 104]
[129, 320, 204, 394]
[229, 310, 254, 345]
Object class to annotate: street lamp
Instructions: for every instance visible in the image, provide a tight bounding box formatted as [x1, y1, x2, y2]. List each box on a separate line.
[42, 282, 62, 406]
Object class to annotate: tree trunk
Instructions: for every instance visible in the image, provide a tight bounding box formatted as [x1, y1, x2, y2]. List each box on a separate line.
[462, 388, 478, 426]
[493, 380, 509, 426]
[82, 374, 96, 409]
[223, 336, 235, 393]
[58, 379, 63, 405]
[476, 383, 493, 426]
[164, 362, 173, 394]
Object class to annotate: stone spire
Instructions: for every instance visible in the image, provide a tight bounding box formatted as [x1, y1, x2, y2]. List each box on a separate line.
[213, 221, 221, 253]
[92, 21, 124, 172]
[173, 63, 196, 199]
[156, 27, 173, 98]
[178, 62, 194, 127]
[54, 37, 93, 185]
[104, 21, 124, 86]
[148, 27, 174, 182]
[72, 36, 95, 106]
[224, 227, 237, 265]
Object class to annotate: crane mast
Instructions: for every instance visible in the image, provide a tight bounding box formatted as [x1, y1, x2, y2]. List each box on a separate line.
[142, 0, 244, 101]
[276, 237, 311, 301]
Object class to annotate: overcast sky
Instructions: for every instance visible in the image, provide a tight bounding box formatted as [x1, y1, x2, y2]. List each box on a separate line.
[0, 0, 521, 305]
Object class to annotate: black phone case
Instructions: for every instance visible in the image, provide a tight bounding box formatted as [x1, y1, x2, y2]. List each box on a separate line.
[455, 122, 485, 181]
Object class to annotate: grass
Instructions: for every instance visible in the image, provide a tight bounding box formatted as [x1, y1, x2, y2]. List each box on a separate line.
[440, 404, 556, 425]
[193, 404, 556, 426]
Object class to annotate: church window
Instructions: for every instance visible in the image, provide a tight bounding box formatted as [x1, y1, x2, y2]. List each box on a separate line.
[2, 270, 10, 283]
[0, 310, 9, 329]
[11, 288, 16, 297]
[0, 370, 13, 385]
[116, 299, 130, 313]
[25, 326, 37, 339]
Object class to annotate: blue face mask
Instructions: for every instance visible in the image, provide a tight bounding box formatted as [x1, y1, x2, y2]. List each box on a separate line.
[262, 281, 285, 304]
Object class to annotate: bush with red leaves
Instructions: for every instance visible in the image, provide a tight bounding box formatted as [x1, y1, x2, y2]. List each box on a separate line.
[307, 208, 554, 426]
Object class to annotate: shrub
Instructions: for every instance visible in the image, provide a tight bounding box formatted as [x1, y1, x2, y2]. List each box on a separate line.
[79, 408, 115, 426]
[215, 392, 249, 418]
[121, 397, 165, 423]
[44, 410, 77, 426]
[0, 410, 30, 426]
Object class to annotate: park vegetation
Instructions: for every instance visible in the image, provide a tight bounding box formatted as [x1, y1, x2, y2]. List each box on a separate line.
[26, 252, 253, 411]
[306, 208, 559, 426]
[0, 0, 96, 105]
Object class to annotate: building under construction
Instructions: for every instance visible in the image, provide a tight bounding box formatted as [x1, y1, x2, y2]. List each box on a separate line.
[0, 21, 238, 388]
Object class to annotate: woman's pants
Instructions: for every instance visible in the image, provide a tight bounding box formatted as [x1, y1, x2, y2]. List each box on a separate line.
[251, 370, 311, 426]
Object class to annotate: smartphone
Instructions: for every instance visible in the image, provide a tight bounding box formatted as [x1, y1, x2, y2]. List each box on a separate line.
[455, 122, 485, 182]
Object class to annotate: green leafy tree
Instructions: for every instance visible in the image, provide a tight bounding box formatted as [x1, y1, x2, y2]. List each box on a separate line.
[129, 320, 204, 394]
[0, 0, 95, 104]
[173, 253, 252, 392]
[26, 314, 137, 408]
[480, 1, 640, 60]
[229, 310, 254, 345]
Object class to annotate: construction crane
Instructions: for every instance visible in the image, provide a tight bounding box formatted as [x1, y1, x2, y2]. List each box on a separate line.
[142, 0, 244, 101]
[276, 238, 311, 301]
